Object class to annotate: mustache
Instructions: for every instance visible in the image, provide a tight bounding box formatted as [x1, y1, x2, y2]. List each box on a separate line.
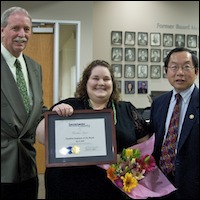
[14, 37, 27, 43]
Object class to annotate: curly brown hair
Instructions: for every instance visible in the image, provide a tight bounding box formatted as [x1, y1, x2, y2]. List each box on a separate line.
[74, 60, 120, 103]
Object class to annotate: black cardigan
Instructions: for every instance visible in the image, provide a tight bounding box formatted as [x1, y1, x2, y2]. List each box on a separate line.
[45, 98, 149, 199]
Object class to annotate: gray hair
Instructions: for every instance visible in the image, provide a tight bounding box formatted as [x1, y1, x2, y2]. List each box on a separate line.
[1, 7, 32, 27]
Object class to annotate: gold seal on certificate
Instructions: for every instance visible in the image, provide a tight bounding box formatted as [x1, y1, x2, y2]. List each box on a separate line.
[72, 145, 80, 154]
[59, 146, 81, 155]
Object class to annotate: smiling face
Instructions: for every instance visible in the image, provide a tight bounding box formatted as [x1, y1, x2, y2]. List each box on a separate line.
[87, 65, 113, 106]
[1, 12, 31, 57]
[166, 51, 198, 93]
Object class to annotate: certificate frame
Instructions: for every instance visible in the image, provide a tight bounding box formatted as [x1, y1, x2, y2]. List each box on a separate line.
[45, 109, 117, 168]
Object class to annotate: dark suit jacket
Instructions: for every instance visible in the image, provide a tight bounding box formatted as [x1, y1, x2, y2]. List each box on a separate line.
[1, 54, 45, 183]
[150, 86, 199, 199]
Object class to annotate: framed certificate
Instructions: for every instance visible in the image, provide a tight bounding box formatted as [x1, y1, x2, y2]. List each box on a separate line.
[45, 109, 117, 167]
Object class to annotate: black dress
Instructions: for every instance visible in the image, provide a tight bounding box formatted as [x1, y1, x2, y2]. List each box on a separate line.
[45, 98, 149, 199]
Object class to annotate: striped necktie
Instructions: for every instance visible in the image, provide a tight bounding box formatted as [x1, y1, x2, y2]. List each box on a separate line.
[15, 59, 30, 113]
[159, 93, 182, 175]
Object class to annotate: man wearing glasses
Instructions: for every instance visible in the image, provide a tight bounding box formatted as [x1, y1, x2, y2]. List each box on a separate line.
[149, 48, 199, 199]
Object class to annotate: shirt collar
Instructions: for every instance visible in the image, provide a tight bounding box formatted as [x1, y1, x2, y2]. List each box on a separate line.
[1, 43, 23, 67]
[172, 84, 195, 103]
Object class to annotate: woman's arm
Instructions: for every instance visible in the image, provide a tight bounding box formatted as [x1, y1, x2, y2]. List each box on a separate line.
[137, 135, 149, 143]
[36, 118, 45, 144]
[36, 103, 74, 145]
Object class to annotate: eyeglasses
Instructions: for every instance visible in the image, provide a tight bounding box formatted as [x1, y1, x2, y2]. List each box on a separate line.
[168, 65, 195, 72]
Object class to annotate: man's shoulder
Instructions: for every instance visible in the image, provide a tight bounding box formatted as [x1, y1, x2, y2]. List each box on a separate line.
[23, 54, 41, 66]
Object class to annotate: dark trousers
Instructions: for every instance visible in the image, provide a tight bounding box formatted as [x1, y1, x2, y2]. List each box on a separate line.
[1, 176, 38, 199]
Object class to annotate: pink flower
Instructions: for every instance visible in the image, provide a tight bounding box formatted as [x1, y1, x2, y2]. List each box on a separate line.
[137, 154, 156, 172]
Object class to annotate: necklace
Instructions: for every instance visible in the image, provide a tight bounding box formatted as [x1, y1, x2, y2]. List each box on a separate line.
[88, 99, 117, 125]
[112, 100, 117, 125]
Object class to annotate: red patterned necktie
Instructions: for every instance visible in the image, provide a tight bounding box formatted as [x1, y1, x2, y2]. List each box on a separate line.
[159, 93, 182, 175]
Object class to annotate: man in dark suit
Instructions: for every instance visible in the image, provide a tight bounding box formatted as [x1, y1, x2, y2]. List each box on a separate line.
[150, 48, 199, 199]
[1, 7, 47, 199]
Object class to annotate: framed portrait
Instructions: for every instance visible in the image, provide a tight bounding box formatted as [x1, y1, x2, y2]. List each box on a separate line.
[163, 49, 172, 61]
[115, 80, 122, 93]
[111, 31, 122, 45]
[124, 31, 135, 46]
[112, 64, 122, 78]
[124, 64, 135, 78]
[163, 65, 167, 78]
[45, 110, 117, 167]
[111, 47, 123, 62]
[138, 81, 148, 94]
[125, 48, 135, 62]
[187, 34, 197, 48]
[150, 65, 161, 79]
[125, 81, 135, 94]
[138, 48, 148, 62]
[137, 64, 148, 78]
[175, 34, 185, 47]
[150, 49, 161, 62]
[150, 33, 161, 46]
[163, 33, 173, 47]
[138, 32, 148, 46]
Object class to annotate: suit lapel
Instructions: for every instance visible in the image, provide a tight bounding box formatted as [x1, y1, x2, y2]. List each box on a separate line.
[18, 56, 41, 137]
[19, 55, 45, 138]
[177, 87, 199, 151]
[1, 55, 28, 124]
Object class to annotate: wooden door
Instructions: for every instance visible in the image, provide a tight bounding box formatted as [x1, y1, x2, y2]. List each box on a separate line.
[24, 29, 54, 173]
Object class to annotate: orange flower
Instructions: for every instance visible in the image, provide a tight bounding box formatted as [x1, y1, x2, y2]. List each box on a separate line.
[106, 166, 118, 181]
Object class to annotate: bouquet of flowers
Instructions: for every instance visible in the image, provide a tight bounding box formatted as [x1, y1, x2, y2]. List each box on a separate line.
[106, 147, 156, 193]
[98, 134, 177, 199]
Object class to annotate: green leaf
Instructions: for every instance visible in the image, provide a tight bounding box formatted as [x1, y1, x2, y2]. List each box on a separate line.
[133, 148, 141, 158]
[144, 155, 150, 163]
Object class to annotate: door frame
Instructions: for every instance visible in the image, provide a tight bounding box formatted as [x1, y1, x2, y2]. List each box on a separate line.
[32, 19, 81, 104]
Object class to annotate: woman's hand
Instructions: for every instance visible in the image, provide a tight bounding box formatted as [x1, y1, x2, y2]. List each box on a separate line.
[52, 103, 74, 116]
[36, 103, 74, 145]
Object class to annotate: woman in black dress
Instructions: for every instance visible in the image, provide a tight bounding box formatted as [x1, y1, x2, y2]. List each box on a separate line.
[36, 60, 150, 199]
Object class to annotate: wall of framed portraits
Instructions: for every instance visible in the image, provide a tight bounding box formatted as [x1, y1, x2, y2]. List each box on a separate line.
[93, 1, 199, 108]
[110, 31, 198, 96]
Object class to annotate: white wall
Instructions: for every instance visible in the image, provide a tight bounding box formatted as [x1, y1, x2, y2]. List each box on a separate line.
[2, 1, 199, 108]
[93, 1, 199, 108]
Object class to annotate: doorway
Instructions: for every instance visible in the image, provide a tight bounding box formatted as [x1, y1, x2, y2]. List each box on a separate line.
[24, 20, 80, 173]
